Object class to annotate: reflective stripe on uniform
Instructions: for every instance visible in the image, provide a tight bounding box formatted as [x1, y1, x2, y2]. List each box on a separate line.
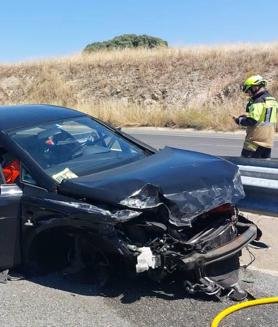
[243, 141, 258, 152]
[264, 107, 272, 122]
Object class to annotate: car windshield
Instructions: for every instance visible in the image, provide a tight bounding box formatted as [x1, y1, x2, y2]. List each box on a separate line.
[9, 116, 147, 183]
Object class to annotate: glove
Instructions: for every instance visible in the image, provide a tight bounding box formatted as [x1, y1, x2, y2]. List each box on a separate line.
[234, 115, 247, 125]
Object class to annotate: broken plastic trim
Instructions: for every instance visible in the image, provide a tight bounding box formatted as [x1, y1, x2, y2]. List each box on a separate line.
[134, 247, 160, 273]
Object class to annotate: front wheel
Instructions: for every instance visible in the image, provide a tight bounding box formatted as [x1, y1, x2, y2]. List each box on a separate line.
[64, 234, 111, 287]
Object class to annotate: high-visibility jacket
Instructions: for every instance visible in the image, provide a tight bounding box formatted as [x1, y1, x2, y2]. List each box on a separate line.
[243, 90, 277, 150]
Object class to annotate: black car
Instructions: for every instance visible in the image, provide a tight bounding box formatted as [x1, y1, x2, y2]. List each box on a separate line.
[0, 104, 258, 299]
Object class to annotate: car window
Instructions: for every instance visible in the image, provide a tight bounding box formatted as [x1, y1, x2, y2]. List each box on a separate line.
[21, 166, 38, 186]
[0, 167, 5, 184]
[0, 149, 6, 184]
[9, 116, 147, 183]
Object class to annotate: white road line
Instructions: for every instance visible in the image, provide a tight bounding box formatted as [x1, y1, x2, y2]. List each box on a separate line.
[188, 143, 241, 148]
[130, 132, 244, 140]
[125, 128, 278, 141]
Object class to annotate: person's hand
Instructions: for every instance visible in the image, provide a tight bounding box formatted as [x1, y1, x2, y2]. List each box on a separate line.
[230, 115, 239, 124]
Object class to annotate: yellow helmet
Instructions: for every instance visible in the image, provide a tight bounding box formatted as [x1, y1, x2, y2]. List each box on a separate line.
[242, 75, 267, 93]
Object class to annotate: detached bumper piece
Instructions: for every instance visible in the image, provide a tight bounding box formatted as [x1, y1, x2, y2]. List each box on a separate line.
[181, 224, 257, 270]
[181, 222, 257, 300]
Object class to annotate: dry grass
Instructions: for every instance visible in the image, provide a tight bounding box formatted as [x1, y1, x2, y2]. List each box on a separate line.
[79, 99, 243, 131]
[15, 42, 278, 66]
[1, 43, 278, 131]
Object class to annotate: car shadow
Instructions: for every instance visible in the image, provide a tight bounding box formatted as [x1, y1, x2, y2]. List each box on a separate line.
[22, 271, 217, 304]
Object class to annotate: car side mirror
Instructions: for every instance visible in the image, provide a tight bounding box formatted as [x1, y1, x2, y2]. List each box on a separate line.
[0, 184, 22, 197]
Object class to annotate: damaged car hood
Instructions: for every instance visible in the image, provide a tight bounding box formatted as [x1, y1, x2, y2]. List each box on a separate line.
[59, 147, 244, 226]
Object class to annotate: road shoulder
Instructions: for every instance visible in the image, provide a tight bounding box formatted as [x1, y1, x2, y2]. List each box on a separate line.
[240, 213, 278, 275]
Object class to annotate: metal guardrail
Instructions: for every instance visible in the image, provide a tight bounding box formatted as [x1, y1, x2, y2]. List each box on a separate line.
[223, 157, 278, 217]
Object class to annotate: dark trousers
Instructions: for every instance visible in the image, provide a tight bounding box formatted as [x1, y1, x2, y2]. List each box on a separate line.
[241, 146, 271, 159]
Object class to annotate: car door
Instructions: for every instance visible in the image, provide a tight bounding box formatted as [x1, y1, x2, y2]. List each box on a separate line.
[0, 166, 22, 271]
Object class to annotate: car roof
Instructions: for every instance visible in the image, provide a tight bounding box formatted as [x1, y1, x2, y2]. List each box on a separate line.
[0, 104, 85, 131]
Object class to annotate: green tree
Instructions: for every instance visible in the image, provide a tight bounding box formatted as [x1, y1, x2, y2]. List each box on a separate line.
[84, 34, 168, 52]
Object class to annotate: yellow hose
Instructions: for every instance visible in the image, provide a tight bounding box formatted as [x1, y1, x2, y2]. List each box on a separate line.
[211, 297, 278, 327]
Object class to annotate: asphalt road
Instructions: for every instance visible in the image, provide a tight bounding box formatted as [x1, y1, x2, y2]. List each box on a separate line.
[1, 269, 277, 327]
[1, 128, 278, 327]
[124, 128, 278, 158]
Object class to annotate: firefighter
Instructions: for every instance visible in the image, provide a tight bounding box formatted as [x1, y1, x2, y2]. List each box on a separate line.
[233, 75, 277, 158]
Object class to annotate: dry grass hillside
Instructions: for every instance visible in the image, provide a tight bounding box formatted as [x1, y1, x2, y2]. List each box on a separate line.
[1, 43, 278, 130]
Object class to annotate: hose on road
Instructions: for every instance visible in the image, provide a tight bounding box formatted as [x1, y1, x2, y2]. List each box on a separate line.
[211, 297, 278, 327]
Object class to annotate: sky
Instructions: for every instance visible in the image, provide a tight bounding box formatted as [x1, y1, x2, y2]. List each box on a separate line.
[1, 0, 278, 63]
